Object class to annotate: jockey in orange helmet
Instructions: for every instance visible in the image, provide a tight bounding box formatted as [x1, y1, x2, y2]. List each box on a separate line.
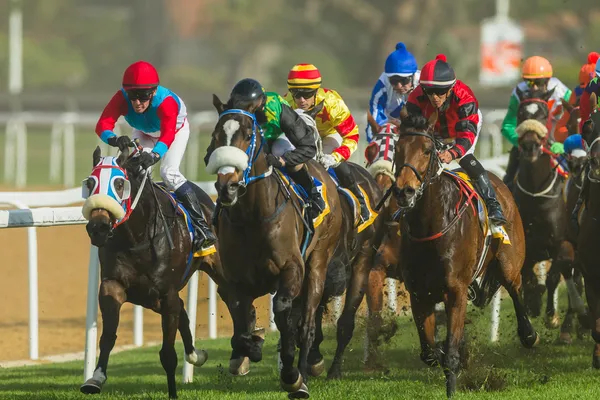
[501, 56, 573, 188]
[575, 52, 600, 103]
[95, 60, 216, 251]
[281, 63, 370, 222]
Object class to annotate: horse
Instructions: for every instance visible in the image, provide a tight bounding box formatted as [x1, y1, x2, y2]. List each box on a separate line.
[392, 114, 538, 398]
[81, 145, 222, 399]
[206, 96, 380, 398]
[577, 109, 600, 368]
[512, 87, 586, 330]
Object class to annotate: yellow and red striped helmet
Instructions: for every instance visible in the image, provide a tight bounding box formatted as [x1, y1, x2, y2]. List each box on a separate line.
[287, 64, 322, 90]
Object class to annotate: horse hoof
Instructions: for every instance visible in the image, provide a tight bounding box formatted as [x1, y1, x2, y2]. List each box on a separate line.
[281, 371, 303, 393]
[545, 314, 560, 329]
[229, 357, 250, 376]
[308, 358, 325, 377]
[185, 349, 208, 367]
[80, 380, 102, 395]
[252, 327, 266, 340]
[287, 383, 309, 399]
[326, 366, 342, 380]
[558, 332, 573, 345]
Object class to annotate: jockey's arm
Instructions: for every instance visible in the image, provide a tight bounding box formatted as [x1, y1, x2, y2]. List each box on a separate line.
[279, 104, 317, 166]
[501, 95, 520, 147]
[95, 91, 128, 144]
[154, 97, 180, 157]
[366, 110, 380, 138]
[449, 102, 479, 160]
[329, 101, 359, 163]
[367, 79, 388, 142]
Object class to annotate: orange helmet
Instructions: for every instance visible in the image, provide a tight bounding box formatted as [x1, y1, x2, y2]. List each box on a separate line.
[287, 64, 322, 90]
[579, 52, 600, 87]
[521, 56, 553, 79]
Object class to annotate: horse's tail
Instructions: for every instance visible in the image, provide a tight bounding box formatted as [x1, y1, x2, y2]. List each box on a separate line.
[472, 259, 502, 308]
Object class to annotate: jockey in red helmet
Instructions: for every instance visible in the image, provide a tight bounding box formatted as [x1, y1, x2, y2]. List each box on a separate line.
[95, 60, 216, 251]
[405, 54, 507, 225]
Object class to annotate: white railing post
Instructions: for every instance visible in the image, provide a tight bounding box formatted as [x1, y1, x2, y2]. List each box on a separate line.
[490, 290, 502, 342]
[15, 118, 26, 188]
[182, 270, 199, 383]
[83, 245, 100, 381]
[27, 222, 39, 360]
[63, 116, 75, 187]
[133, 306, 143, 347]
[269, 293, 277, 332]
[386, 278, 397, 314]
[208, 278, 217, 339]
[49, 121, 63, 183]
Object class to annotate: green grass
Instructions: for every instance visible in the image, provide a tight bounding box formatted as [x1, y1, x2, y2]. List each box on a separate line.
[0, 292, 597, 400]
[0, 130, 216, 188]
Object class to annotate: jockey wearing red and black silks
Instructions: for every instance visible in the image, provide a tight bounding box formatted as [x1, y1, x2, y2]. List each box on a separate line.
[404, 54, 507, 225]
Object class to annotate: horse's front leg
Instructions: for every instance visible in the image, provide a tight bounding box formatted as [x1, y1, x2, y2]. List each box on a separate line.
[545, 259, 562, 329]
[443, 285, 468, 398]
[177, 298, 208, 368]
[80, 280, 126, 395]
[410, 294, 438, 367]
[159, 289, 182, 399]
[274, 261, 304, 395]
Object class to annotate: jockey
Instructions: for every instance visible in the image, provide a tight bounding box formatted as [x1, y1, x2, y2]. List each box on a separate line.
[579, 57, 600, 131]
[95, 60, 216, 251]
[207, 78, 324, 219]
[501, 56, 574, 188]
[405, 54, 507, 225]
[366, 42, 420, 142]
[283, 63, 370, 222]
[575, 52, 600, 104]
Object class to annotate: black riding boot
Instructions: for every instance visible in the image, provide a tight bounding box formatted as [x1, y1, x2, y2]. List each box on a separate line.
[288, 165, 325, 220]
[503, 146, 520, 191]
[175, 181, 217, 251]
[460, 154, 507, 226]
[333, 162, 370, 222]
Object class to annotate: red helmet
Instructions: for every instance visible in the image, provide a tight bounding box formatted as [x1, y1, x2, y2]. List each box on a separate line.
[122, 61, 159, 89]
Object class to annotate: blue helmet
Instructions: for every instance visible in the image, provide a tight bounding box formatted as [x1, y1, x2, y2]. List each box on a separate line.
[384, 42, 418, 76]
[564, 134, 585, 155]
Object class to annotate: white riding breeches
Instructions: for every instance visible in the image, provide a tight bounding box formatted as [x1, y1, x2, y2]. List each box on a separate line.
[131, 120, 190, 191]
[271, 133, 343, 158]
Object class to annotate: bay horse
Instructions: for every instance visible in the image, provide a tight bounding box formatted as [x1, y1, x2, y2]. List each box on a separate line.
[393, 114, 538, 397]
[81, 145, 221, 399]
[513, 87, 586, 330]
[207, 95, 362, 398]
[577, 109, 600, 368]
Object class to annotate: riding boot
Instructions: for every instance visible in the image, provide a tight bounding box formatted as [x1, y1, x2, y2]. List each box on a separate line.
[348, 183, 371, 222]
[175, 181, 217, 251]
[571, 174, 588, 234]
[473, 173, 508, 226]
[288, 165, 325, 220]
[502, 146, 520, 191]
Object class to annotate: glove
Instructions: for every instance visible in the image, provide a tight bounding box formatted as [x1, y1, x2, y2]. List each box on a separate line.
[266, 154, 284, 168]
[320, 154, 339, 170]
[550, 142, 565, 155]
[139, 151, 161, 169]
[107, 135, 133, 152]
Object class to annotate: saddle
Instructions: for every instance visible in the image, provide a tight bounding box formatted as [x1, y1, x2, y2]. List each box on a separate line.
[327, 168, 378, 233]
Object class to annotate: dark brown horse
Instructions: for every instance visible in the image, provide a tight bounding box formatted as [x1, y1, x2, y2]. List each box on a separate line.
[392, 115, 538, 397]
[512, 87, 586, 329]
[81, 146, 221, 399]
[206, 97, 380, 397]
[577, 109, 600, 368]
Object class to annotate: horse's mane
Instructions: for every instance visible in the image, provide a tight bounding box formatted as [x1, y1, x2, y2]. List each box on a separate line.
[401, 114, 429, 132]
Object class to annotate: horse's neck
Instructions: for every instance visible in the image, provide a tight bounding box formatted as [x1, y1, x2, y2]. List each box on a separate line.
[587, 181, 600, 213]
[117, 180, 163, 245]
[404, 177, 458, 237]
[518, 153, 556, 191]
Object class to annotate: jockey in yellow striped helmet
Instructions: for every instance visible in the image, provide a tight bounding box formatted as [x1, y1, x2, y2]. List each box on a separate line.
[280, 63, 370, 222]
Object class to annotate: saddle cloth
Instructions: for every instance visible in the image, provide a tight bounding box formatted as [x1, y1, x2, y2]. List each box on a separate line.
[274, 169, 330, 228]
[327, 168, 378, 233]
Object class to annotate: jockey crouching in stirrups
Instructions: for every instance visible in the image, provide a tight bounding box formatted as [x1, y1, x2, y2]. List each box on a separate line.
[95, 60, 216, 251]
[282, 64, 371, 223]
[405, 54, 507, 225]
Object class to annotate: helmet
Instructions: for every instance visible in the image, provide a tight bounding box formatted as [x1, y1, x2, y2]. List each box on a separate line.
[384, 42, 418, 77]
[419, 54, 456, 89]
[230, 78, 266, 109]
[122, 61, 159, 89]
[521, 56, 553, 79]
[287, 64, 322, 90]
[580, 52, 600, 86]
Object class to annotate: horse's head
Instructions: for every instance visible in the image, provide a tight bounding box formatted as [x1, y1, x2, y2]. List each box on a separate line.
[393, 114, 438, 208]
[583, 110, 600, 182]
[82, 146, 139, 246]
[207, 94, 263, 206]
[515, 88, 552, 162]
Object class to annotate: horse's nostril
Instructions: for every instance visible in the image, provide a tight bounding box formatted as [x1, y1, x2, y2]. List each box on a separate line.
[404, 187, 416, 197]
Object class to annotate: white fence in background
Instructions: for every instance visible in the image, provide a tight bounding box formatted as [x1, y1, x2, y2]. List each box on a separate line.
[1, 109, 508, 188]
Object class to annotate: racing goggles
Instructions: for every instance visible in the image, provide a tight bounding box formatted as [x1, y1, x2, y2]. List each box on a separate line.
[290, 88, 317, 99]
[525, 78, 550, 88]
[389, 75, 413, 86]
[126, 88, 155, 101]
[422, 85, 451, 96]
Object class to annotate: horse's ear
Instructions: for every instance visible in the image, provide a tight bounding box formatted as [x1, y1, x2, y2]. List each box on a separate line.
[307, 101, 324, 120]
[542, 87, 556, 102]
[93, 146, 101, 167]
[515, 86, 525, 101]
[116, 145, 130, 166]
[213, 94, 226, 114]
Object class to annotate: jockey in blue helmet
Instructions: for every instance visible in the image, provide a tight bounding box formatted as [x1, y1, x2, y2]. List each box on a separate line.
[366, 42, 420, 142]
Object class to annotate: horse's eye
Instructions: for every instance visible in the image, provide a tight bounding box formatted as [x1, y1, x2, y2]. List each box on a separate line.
[114, 178, 124, 190]
[86, 178, 94, 189]
[424, 148, 433, 155]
